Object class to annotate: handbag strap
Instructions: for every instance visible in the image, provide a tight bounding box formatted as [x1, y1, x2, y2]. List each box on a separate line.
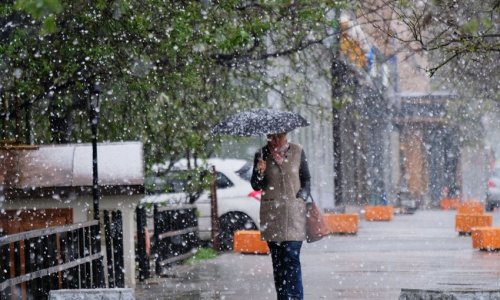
[306, 193, 314, 203]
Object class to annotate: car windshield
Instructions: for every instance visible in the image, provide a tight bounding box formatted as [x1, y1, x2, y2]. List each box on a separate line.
[146, 160, 252, 194]
[145, 169, 204, 194]
[145, 173, 188, 194]
[236, 161, 253, 182]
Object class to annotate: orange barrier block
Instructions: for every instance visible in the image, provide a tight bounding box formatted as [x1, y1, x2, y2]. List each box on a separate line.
[455, 214, 492, 234]
[364, 205, 394, 221]
[233, 230, 269, 254]
[324, 213, 359, 234]
[471, 227, 494, 249]
[471, 227, 500, 250]
[440, 198, 460, 210]
[457, 202, 485, 215]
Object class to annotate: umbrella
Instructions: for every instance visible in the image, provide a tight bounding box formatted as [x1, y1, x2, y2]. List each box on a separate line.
[211, 108, 309, 136]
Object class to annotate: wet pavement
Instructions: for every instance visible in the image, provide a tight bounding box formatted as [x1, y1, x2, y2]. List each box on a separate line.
[135, 209, 500, 299]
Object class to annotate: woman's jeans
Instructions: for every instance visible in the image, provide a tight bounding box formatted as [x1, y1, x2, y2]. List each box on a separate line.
[268, 241, 303, 300]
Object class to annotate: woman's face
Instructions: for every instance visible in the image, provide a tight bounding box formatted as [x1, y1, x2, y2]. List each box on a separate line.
[267, 133, 287, 149]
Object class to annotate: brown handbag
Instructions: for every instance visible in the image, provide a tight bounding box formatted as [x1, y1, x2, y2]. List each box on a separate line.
[306, 199, 329, 243]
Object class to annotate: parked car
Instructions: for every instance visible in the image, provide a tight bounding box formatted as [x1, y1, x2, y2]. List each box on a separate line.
[486, 167, 500, 211]
[141, 158, 261, 250]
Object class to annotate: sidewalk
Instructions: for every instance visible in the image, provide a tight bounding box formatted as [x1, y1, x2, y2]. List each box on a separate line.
[136, 209, 500, 299]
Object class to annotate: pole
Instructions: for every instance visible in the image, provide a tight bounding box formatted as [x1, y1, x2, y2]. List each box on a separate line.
[91, 105, 100, 220]
[91, 86, 101, 221]
[331, 8, 343, 207]
[0, 87, 5, 140]
[136, 206, 149, 281]
[332, 105, 342, 207]
[90, 83, 104, 287]
[210, 165, 220, 251]
[25, 104, 32, 145]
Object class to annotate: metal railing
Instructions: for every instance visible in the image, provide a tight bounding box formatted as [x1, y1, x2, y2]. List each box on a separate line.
[136, 204, 198, 280]
[0, 221, 104, 300]
[103, 210, 124, 288]
[153, 204, 198, 275]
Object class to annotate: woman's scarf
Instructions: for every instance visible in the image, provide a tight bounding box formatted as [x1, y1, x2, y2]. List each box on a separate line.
[270, 143, 290, 165]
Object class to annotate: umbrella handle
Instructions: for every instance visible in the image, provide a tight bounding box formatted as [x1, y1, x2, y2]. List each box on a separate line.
[259, 136, 265, 160]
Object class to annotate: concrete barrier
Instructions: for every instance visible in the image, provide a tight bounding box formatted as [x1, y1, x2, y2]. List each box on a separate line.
[400, 288, 500, 299]
[364, 205, 394, 221]
[49, 288, 134, 300]
[455, 214, 492, 234]
[471, 227, 500, 250]
[471, 226, 492, 249]
[457, 202, 485, 214]
[440, 198, 460, 210]
[323, 213, 359, 234]
[233, 230, 270, 254]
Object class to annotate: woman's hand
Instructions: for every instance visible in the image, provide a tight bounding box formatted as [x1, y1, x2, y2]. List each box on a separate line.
[257, 159, 267, 174]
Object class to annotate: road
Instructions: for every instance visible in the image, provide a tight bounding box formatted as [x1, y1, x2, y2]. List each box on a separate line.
[135, 209, 500, 299]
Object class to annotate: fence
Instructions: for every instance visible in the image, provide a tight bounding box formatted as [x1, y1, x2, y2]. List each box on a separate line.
[136, 204, 198, 280]
[0, 221, 104, 300]
[103, 210, 124, 288]
[0, 209, 125, 300]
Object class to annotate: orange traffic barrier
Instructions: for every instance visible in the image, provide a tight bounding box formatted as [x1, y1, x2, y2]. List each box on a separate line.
[455, 214, 492, 234]
[471, 227, 500, 250]
[364, 205, 394, 221]
[233, 230, 269, 254]
[440, 198, 460, 210]
[324, 213, 359, 234]
[457, 202, 485, 215]
[471, 227, 493, 249]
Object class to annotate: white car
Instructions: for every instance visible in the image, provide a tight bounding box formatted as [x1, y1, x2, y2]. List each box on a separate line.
[141, 158, 261, 250]
[486, 167, 500, 211]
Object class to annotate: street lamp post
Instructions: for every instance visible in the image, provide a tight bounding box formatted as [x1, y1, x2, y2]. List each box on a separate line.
[91, 82, 101, 221]
[90, 82, 105, 287]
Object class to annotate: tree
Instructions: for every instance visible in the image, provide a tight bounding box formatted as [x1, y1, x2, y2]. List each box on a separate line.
[358, 0, 499, 75]
[358, 0, 499, 146]
[1, 0, 349, 170]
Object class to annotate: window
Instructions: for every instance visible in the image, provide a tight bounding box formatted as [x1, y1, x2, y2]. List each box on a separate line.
[235, 161, 253, 182]
[145, 171, 192, 194]
[144, 175, 169, 194]
[216, 172, 233, 189]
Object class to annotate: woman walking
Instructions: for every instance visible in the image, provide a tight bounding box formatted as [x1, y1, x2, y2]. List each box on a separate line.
[251, 132, 311, 300]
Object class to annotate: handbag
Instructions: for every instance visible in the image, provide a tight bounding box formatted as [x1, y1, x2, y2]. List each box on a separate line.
[305, 197, 329, 243]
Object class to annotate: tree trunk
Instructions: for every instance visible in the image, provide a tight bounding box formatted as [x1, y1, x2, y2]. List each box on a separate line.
[49, 96, 74, 143]
[0, 92, 5, 141]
